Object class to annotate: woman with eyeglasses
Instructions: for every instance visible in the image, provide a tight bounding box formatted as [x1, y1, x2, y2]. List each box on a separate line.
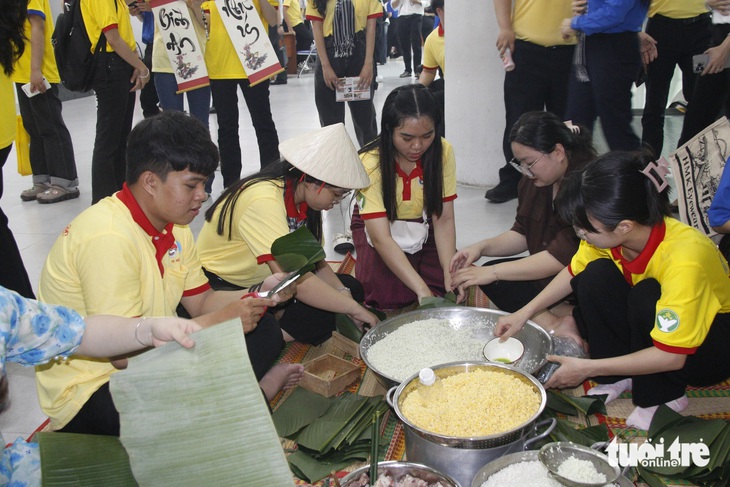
[351, 84, 457, 310]
[450, 111, 596, 328]
[197, 124, 379, 346]
[496, 150, 730, 430]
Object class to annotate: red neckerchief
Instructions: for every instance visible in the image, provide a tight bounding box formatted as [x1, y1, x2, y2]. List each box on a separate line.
[610, 220, 666, 285]
[116, 183, 176, 277]
[285, 179, 309, 220]
[438, 24, 444, 37]
[395, 159, 423, 201]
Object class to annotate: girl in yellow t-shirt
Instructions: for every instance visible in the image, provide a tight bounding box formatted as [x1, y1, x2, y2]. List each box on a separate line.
[198, 124, 379, 345]
[1, 0, 35, 299]
[496, 151, 730, 430]
[351, 84, 457, 310]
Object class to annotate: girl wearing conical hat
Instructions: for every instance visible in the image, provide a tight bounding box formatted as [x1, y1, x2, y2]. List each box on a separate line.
[197, 123, 378, 345]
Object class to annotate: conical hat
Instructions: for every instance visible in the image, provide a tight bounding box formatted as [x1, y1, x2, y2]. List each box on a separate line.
[278, 123, 370, 189]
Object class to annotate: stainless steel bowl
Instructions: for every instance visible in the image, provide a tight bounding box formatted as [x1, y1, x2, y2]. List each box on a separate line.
[539, 442, 620, 487]
[340, 461, 459, 487]
[472, 450, 634, 487]
[360, 307, 553, 386]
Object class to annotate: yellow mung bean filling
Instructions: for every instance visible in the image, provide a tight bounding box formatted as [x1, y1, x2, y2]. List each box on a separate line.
[401, 369, 541, 437]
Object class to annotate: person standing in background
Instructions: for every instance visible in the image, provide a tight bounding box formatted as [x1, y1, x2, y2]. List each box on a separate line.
[640, 0, 710, 157]
[390, 0, 427, 78]
[132, 6, 161, 119]
[1, 0, 36, 298]
[486, 0, 575, 204]
[83, 0, 150, 204]
[202, 0, 281, 187]
[13, 0, 80, 204]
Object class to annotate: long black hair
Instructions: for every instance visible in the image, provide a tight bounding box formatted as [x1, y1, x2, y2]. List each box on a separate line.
[314, 0, 327, 17]
[509, 111, 596, 171]
[556, 150, 671, 233]
[204, 159, 324, 242]
[359, 84, 444, 221]
[0, 0, 27, 76]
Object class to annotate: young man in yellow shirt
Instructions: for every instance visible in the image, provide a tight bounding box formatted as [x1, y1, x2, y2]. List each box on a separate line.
[37, 112, 302, 436]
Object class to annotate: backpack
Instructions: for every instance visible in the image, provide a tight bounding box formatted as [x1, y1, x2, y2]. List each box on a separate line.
[51, 0, 108, 92]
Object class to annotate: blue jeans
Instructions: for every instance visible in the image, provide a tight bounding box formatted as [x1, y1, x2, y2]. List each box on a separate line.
[154, 73, 213, 192]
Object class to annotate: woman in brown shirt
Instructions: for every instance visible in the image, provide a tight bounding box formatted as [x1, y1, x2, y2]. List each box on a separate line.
[450, 111, 595, 327]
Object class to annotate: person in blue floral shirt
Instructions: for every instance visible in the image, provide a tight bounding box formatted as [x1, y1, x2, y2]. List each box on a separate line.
[0, 286, 200, 486]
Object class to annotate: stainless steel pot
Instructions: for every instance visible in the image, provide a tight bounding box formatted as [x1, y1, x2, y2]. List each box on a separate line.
[385, 362, 556, 487]
[340, 461, 459, 487]
[360, 307, 553, 388]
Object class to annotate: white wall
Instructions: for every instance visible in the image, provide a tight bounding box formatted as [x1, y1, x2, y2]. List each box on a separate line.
[445, 1, 505, 187]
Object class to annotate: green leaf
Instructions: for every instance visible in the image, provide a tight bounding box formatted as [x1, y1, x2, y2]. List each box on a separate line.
[295, 395, 371, 452]
[336, 313, 364, 343]
[271, 226, 326, 273]
[637, 463, 669, 487]
[287, 450, 353, 483]
[546, 391, 607, 416]
[645, 419, 727, 477]
[272, 387, 334, 438]
[549, 419, 609, 447]
[417, 293, 460, 309]
[648, 404, 693, 438]
[38, 432, 137, 486]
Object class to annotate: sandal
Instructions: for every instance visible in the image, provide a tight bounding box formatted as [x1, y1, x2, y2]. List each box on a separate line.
[333, 232, 354, 255]
[36, 185, 80, 204]
[20, 182, 50, 201]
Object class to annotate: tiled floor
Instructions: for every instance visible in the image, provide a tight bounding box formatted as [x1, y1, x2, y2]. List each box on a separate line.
[1, 58, 683, 442]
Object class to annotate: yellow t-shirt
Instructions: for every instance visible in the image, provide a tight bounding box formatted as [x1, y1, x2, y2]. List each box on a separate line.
[512, 0, 575, 47]
[357, 139, 457, 220]
[305, 0, 382, 37]
[569, 217, 730, 354]
[197, 180, 298, 287]
[422, 25, 444, 75]
[202, 0, 268, 79]
[269, 0, 304, 28]
[11, 0, 60, 84]
[151, 6, 208, 73]
[0, 75, 15, 148]
[81, 0, 136, 54]
[36, 188, 210, 430]
[649, 0, 708, 19]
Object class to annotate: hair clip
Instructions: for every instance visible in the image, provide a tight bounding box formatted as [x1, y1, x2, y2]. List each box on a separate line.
[563, 120, 580, 134]
[641, 157, 671, 192]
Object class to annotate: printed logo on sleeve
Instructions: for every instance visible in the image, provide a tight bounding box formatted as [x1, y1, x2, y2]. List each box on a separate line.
[656, 309, 679, 333]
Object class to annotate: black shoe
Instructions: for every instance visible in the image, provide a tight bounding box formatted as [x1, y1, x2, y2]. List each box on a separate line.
[399, 71, 412, 78]
[484, 182, 518, 203]
[270, 76, 288, 85]
[415, 64, 423, 76]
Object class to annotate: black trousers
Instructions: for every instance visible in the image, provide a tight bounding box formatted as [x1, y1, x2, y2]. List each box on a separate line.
[139, 42, 160, 118]
[641, 14, 711, 156]
[478, 257, 551, 313]
[293, 23, 314, 63]
[14, 83, 78, 187]
[59, 382, 119, 436]
[678, 24, 730, 147]
[566, 32, 642, 152]
[397, 14, 422, 73]
[91, 52, 136, 204]
[498, 40, 574, 188]
[0, 145, 34, 298]
[209, 78, 279, 186]
[571, 259, 730, 407]
[314, 33, 378, 147]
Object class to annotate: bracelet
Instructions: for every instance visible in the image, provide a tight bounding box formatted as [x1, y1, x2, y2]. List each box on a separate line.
[249, 281, 264, 293]
[338, 286, 350, 292]
[139, 68, 150, 79]
[492, 265, 499, 283]
[135, 317, 147, 347]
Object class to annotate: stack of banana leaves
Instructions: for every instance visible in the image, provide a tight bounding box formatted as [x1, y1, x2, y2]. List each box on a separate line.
[273, 388, 390, 483]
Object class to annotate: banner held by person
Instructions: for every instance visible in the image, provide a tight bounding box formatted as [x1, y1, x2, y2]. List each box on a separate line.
[151, 0, 210, 93]
[213, 0, 283, 86]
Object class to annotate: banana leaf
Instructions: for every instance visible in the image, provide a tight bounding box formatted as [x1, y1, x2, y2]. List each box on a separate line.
[644, 419, 727, 477]
[271, 226, 326, 273]
[648, 404, 696, 439]
[287, 450, 359, 483]
[38, 432, 137, 487]
[546, 390, 607, 417]
[637, 463, 669, 487]
[328, 397, 383, 451]
[109, 320, 295, 487]
[549, 419, 610, 447]
[273, 387, 334, 438]
[295, 395, 371, 452]
[336, 313, 364, 343]
[417, 291, 459, 309]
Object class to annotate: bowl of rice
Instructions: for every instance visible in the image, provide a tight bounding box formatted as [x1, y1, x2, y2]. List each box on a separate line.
[471, 450, 633, 487]
[360, 307, 553, 386]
